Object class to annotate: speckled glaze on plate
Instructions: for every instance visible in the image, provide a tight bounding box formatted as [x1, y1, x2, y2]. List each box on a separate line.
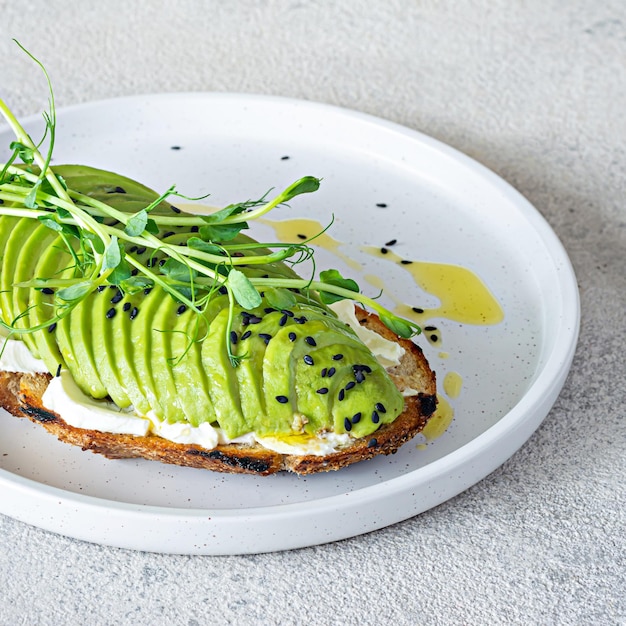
[0, 94, 579, 555]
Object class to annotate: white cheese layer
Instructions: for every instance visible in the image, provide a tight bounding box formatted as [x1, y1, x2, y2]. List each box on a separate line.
[328, 300, 405, 368]
[0, 338, 47, 373]
[1, 303, 410, 455]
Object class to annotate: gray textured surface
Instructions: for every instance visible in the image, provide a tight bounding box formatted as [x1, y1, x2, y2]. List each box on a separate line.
[1, 1, 625, 624]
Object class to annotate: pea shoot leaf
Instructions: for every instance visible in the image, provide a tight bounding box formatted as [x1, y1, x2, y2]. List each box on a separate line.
[199, 222, 247, 242]
[55, 281, 93, 303]
[124, 210, 148, 237]
[119, 275, 153, 294]
[227, 269, 262, 309]
[108, 259, 132, 285]
[318, 269, 359, 304]
[161, 258, 198, 283]
[264, 287, 296, 310]
[187, 237, 224, 255]
[102, 236, 122, 271]
[279, 176, 320, 203]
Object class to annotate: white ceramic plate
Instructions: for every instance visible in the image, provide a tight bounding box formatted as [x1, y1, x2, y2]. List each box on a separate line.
[0, 94, 579, 555]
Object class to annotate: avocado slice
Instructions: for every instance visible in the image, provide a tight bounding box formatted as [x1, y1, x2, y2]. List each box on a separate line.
[90, 284, 132, 408]
[166, 304, 217, 427]
[201, 303, 247, 438]
[27, 235, 71, 374]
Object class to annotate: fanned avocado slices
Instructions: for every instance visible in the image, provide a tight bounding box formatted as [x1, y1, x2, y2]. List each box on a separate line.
[0, 164, 407, 441]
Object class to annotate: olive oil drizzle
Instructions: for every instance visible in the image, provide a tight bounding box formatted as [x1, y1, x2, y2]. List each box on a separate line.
[260, 216, 506, 443]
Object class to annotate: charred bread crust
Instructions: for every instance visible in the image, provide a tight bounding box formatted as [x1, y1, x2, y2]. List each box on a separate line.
[0, 308, 437, 475]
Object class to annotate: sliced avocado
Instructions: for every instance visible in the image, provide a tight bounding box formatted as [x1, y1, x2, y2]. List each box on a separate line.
[166, 304, 217, 427]
[100, 286, 151, 415]
[63, 286, 108, 399]
[91, 284, 132, 408]
[11, 223, 61, 358]
[328, 355, 404, 437]
[128, 285, 168, 417]
[148, 289, 188, 422]
[28, 235, 71, 373]
[201, 303, 246, 438]
[0, 218, 40, 338]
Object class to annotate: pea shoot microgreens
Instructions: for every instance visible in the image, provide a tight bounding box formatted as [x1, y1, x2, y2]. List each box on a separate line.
[0, 44, 420, 367]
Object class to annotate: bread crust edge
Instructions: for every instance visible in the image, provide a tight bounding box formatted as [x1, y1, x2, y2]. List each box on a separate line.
[0, 308, 437, 475]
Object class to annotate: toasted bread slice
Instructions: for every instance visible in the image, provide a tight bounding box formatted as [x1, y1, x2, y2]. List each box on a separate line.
[0, 308, 436, 475]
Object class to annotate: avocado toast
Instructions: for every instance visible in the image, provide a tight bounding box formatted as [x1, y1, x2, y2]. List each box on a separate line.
[0, 64, 437, 475]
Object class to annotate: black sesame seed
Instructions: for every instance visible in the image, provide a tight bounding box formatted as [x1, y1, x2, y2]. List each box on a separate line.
[97, 285, 106, 292]
[264, 307, 276, 314]
[47, 322, 57, 333]
[371, 410, 380, 424]
[316, 387, 329, 394]
[171, 206, 182, 214]
[355, 371, 365, 383]
[288, 332, 297, 342]
[279, 314, 288, 326]
[385, 239, 397, 246]
[41, 287, 54, 295]
[380, 247, 389, 255]
[129, 307, 139, 320]
[345, 381, 356, 390]
[303, 355, 314, 366]
[430, 334, 438, 342]
[177, 304, 187, 315]
[159, 259, 166, 267]
[305, 336, 317, 346]
[338, 389, 345, 401]
[332, 353, 344, 361]
[344, 417, 352, 432]
[280, 309, 294, 317]
[259, 333, 272, 345]
[248, 315, 262, 325]
[230, 331, 238, 344]
[294, 316, 307, 324]
[367, 438, 378, 448]
[136, 247, 146, 255]
[281, 155, 290, 160]
[109, 285, 118, 290]
[111, 290, 123, 304]
[218, 286, 228, 295]
[106, 308, 116, 319]
[144, 288, 153, 295]
[375, 402, 386, 413]
[424, 325, 437, 331]
[327, 367, 336, 377]
[55, 363, 62, 378]
[275, 395, 289, 404]
[162, 231, 175, 239]
[297, 233, 307, 240]
[351, 412, 362, 424]
[191, 225, 199, 233]
[131, 268, 139, 276]
[241, 330, 252, 340]
[401, 260, 413, 265]
[129, 246, 138, 253]
[171, 145, 181, 150]
[123, 302, 131, 312]
[412, 307, 424, 314]
[321, 367, 328, 378]
[376, 202, 387, 208]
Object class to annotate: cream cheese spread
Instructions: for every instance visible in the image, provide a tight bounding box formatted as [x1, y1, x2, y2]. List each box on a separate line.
[328, 300, 405, 368]
[1, 303, 409, 456]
